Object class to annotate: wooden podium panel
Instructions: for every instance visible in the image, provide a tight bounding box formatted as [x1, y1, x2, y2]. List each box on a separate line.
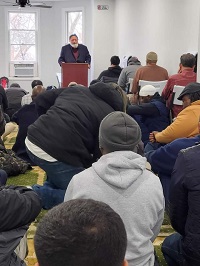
[61, 63, 88, 87]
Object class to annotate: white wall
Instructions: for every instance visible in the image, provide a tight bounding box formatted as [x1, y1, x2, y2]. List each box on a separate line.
[1, 0, 200, 88]
[92, 0, 116, 79]
[114, 0, 200, 76]
[0, 0, 93, 90]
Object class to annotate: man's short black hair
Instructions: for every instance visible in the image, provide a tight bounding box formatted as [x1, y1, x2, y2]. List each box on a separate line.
[69, 34, 78, 40]
[10, 83, 20, 88]
[31, 80, 43, 89]
[34, 199, 127, 266]
[180, 53, 196, 68]
[110, 55, 120, 66]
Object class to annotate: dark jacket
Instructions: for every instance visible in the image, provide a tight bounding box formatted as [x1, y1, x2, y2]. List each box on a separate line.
[58, 44, 91, 65]
[145, 136, 200, 202]
[98, 66, 122, 80]
[5, 87, 27, 118]
[0, 85, 8, 111]
[127, 93, 169, 145]
[27, 83, 124, 168]
[169, 143, 200, 265]
[11, 102, 39, 164]
[0, 186, 41, 265]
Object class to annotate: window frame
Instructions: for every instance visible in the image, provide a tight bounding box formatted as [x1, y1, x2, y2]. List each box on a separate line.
[8, 9, 39, 63]
[62, 7, 84, 46]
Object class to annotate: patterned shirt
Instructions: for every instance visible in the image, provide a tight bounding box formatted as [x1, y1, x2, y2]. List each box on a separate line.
[21, 94, 32, 106]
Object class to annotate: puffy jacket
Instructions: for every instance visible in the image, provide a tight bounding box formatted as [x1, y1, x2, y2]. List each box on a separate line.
[27, 83, 124, 168]
[145, 135, 200, 203]
[169, 144, 200, 265]
[0, 186, 41, 265]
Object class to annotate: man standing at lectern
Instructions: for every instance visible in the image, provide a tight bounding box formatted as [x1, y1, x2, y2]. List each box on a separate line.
[58, 34, 91, 68]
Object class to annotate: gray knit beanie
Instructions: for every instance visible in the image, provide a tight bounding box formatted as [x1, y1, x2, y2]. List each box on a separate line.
[99, 111, 141, 152]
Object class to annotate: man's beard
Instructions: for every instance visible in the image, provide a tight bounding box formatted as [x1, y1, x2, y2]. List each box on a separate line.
[70, 43, 78, 48]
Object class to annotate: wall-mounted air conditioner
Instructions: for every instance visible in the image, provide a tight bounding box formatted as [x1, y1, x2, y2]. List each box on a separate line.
[9, 62, 38, 77]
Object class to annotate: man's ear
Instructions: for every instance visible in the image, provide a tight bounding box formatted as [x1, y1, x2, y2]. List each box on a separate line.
[123, 260, 128, 266]
[35, 263, 39, 266]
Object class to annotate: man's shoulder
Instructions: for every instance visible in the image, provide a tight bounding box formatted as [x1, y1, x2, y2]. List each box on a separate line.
[70, 167, 95, 186]
[167, 72, 182, 82]
[170, 136, 199, 149]
[78, 43, 87, 49]
[154, 65, 168, 72]
[62, 44, 70, 50]
[136, 65, 148, 72]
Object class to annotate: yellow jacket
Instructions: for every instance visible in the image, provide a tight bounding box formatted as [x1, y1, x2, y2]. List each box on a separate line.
[155, 100, 200, 143]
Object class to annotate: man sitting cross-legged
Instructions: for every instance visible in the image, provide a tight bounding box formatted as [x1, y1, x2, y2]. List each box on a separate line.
[150, 82, 200, 144]
[65, 111, 165, 266]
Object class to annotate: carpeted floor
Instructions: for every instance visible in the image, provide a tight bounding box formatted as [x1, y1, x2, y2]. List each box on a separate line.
[4, 124, 174, 265]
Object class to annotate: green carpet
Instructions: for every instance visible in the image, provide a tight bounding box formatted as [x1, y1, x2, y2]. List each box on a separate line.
[5, 124, 174, 265]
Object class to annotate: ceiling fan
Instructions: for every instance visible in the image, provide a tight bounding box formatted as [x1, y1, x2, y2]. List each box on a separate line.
[1, 0, 52, 8]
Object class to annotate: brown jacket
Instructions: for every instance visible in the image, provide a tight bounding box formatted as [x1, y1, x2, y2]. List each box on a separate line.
[132, 64, 168, 93]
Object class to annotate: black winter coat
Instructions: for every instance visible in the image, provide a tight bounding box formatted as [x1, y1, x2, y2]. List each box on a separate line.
[0, 186, 41, 265]
[27, 83, 124, 168]
[169, 144, 200, 265]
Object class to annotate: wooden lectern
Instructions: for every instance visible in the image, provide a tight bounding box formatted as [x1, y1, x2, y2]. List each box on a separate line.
[61, 63, 88, 87]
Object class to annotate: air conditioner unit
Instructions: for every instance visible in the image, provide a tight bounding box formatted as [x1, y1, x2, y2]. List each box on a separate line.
[9, 62, 38, 77]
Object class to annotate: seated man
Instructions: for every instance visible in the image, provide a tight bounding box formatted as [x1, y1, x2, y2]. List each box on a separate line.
[145, 132, 200, 205]
[65, 111, 165, 266]
[12, 85, 46, 164]
[21, 80, 43, 106]
[118, 56, 142, 90]
[5, 83, 28, 118]
[132, 52, 168, 94]
[150, 82, 200, 144]
[34, 199, 128, 266]
[127, 85, 169, 145]
[25, 82, 126, 209]
[162, 142, 200, 266]
[0, 85, 8, 112]
[0, 185, 41, 265]
[97, 55, 122, 81]
[162, 53, 196, 118]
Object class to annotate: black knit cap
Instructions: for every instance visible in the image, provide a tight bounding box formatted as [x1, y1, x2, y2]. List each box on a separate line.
[99, 111, 141, 152]
[178, 82, 200, 100]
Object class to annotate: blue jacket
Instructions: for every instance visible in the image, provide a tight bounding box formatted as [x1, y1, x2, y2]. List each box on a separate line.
[58, 44, 91, 65]
[145, 135, 200, 202]
[127, 93, 169, 145]
[145, 136, 200, 177]
[169, 143, 200, 265]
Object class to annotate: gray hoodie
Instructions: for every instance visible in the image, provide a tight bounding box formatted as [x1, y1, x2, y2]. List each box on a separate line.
[65, 151, 164, 266]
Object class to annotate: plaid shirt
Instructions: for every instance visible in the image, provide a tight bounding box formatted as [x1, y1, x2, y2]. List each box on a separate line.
[21, 94, 32, 106]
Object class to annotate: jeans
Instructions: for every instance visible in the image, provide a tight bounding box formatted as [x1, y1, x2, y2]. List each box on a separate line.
[162, 233, 186, 266]
[27, 149, 84, 209]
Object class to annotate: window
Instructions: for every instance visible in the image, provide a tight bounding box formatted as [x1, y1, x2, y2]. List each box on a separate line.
[65, 11, 83, 43]
[9, 12, 37, 62]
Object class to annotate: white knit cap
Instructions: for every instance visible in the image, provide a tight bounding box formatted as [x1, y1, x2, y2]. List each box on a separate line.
[139, 85, 157, 96]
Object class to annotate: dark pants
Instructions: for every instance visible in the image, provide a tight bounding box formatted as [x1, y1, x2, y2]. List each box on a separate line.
[27, 149, 84, 209]
[162, 233, 186, 266]
[0, 169, 7, 185]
